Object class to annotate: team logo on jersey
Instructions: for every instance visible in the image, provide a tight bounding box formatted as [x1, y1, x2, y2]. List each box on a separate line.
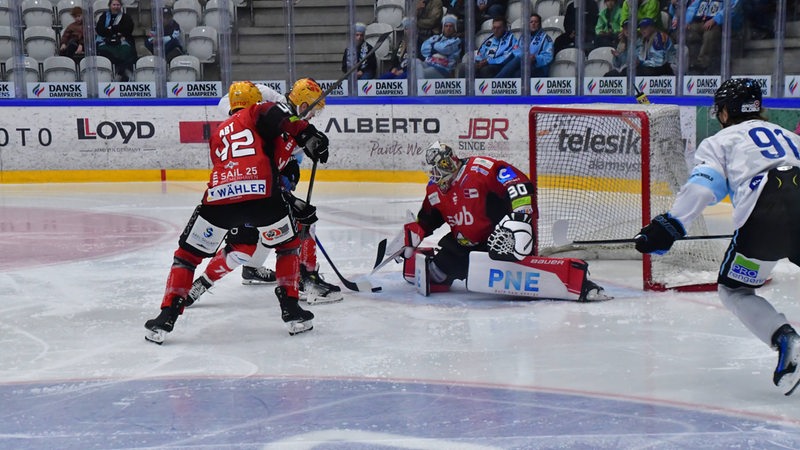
[470, 166, 489, 176]
[427, 191, 440, 205]
[224, 161, 238, 170]
[749, 175, 763, 190]
[447, 206, 474, 227]
[497, 167, 517, 182]
[473, 157, 494, 169]
[464, 188, 479, 199]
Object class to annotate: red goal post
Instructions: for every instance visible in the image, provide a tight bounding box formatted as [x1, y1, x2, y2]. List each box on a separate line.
[528, 104, 725, 292]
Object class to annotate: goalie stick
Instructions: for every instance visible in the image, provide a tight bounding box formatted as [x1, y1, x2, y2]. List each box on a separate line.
[551, 219, 731, 246]
[302, 30, 393, 203]
[314, 235, 383, 292]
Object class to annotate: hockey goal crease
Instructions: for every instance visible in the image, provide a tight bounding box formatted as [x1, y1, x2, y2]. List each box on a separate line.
[529, 104, 726, 291]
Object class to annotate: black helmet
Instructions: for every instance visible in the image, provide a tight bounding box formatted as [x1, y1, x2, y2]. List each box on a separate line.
[712, 78, 762, 120]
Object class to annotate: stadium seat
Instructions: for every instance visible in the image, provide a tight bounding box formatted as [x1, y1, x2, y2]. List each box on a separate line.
[43, 55, 78, 81]
[4, 56, 40, 82]
[0, 26, 12, 68]
[172, 0, 201, 40]
[80, 55, 114, 82]
[475, 29, 492, 48]
[133, 55, 157, 81]
[555, 47, 583, 63]
[168, 53, 200, 81]
[507, 0, 535, 25]
[0, 0, 10, 26]
[57, 0, 82, 28]
[186, 25, 217, 63]
[202, 0, 234, 32]
[548, 59, 576, 77]
[364, 22, 393, 61]
[375, 0, 403, 29]
[587, 46, 615, 65]
[21, 0, 55, 27]
[510, 17, 523, 39]
[584, 59, 611, 76]
[24, 26, 57, 62]
[93, 0, 108, 21]
[542, 15, 564, 40]
[535, 0, 562, 19]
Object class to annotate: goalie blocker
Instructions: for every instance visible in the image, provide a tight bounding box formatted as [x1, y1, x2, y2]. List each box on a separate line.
[405, 248, 599, 301]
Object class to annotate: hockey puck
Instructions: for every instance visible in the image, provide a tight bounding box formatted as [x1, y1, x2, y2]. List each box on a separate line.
[371, 287, 382, 292]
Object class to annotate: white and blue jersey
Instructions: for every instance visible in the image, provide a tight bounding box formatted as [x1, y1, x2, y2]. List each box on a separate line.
[670, 119, 800, 229]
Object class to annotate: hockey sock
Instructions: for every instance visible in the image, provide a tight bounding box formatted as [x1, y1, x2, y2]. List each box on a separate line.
[161, 249, 203, 310]
[204, 243, 257, 283]
[276, 248, 301, 298]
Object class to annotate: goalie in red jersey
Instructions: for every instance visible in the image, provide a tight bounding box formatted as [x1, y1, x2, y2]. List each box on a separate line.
[397, 141, 608, 301]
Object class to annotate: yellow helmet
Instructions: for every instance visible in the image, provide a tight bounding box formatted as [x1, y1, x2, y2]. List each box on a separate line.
[228, 81, 262, 114]
[288, 78, 325, 117]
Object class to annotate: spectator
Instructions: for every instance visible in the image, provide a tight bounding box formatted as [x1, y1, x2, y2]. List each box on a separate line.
[417, 14, 462, 78]
[475, 17, 519, 78]
[686, 0, 743, 74]
[95, 0, 137, 82]
[59, 6, 84, 60]
[595, 0, 622, 48]
[554, 0, 599, 55]
[477, 0, 507, 24]
[444, 0, 465, 37]
[341, 22, 377, 80]
[416, 0, 444, 48]
[607, 18, 675, 76]
[145, 7, 184, 63]
[618, 0, 661, 31]
[605, 18, 632, 75]
[503, 13, 554, 78]
[380, 18, 411, 79]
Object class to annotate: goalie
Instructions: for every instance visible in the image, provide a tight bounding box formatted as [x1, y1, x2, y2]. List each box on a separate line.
[395, 141, 608, 301]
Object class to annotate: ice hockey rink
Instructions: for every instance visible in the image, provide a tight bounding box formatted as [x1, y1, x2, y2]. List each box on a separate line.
[2, 180, 800, 449]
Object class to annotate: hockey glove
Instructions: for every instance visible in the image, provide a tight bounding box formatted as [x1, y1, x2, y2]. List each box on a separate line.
[634, 213, 686, 255]
[401, 221, 426, 260]
[285, 192, 318, 225]
[296, 124, 329, 163]
[487, 213, 534, 261]
[280, 158, 300, 192]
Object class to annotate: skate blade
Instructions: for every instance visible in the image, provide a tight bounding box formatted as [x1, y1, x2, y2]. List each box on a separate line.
[583, 289, 614, 302]
[304, 295, 343, 305]
[779, 370, 800, 396]
[144, 329, 167, 345]
[286, 320, 314, 336]
[242, 279, 277, 285]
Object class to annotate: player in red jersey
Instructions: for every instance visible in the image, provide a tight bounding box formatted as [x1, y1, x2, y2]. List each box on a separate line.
[398, 141, 608, 301]
[144, 80, 328, 343]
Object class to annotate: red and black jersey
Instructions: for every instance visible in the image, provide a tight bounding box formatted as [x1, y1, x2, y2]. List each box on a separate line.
[203, 102, 310, 205]
[417, 156, 536, 246]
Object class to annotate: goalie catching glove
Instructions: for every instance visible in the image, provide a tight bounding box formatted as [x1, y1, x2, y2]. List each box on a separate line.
[487, 212, 534, 261]
[295, 124, 329, 163]
[284, 192, 317, 225]
[634, 213, 686, 255]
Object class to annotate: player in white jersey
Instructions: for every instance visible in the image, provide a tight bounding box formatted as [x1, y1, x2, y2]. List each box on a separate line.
[634, 78, 800, 395]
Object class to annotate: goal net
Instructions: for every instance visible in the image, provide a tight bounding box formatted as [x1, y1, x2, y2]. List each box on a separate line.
[529, 104, 726, 291]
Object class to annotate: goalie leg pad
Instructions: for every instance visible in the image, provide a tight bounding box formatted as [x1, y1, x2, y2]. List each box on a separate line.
[467, 252, 588, 300]
[413, 251, 451, 296]
[404, 247, 435, 283]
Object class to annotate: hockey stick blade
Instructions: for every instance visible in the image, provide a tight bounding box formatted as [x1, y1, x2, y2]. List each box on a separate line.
[374, 238, 388, 269]
[552, 218, 731, 246]
[314, 235, 381, 292]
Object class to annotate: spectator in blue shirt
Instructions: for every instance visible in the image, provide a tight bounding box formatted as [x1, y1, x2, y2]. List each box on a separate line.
[417, 14, 463, 78]
[475, 17, 519, 78]
[501, 13, 554, 78]
[145, 7, 184, 62]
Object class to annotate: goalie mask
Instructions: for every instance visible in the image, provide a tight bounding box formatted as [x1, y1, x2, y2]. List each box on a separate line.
[425, 141, 461, 192]
[228, 81, 262, 115]
[288, 78, 325, 118]
[712, 78, 762, 125]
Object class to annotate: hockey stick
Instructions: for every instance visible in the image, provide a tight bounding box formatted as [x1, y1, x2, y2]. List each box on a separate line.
[551, 218, 731, 246]
[301, 30, 393, 203]
[374, 238, 388, 269]
[314, 235, 383, 292]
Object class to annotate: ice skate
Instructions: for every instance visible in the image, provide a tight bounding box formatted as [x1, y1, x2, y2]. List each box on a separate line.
[579, 279, 612, 301]
[299, 265, 343, 304]
[772, 324, 800, 395]
[183, 275, 212, 307]
[144, 298, 182, 345]
[276, 286, 314, 335]
[242, 265, 277, 285]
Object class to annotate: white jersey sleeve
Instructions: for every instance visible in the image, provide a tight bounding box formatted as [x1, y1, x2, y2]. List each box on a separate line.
[670, 119, 800, 229]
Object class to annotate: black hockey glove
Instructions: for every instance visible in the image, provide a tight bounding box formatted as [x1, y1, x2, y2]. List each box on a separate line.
[296, 124, 329, 164]
[284, 192, 318, 225]
[634, 213, 686, 255]
[487, 212, 534, 261]
[280, 158, 300, 191]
